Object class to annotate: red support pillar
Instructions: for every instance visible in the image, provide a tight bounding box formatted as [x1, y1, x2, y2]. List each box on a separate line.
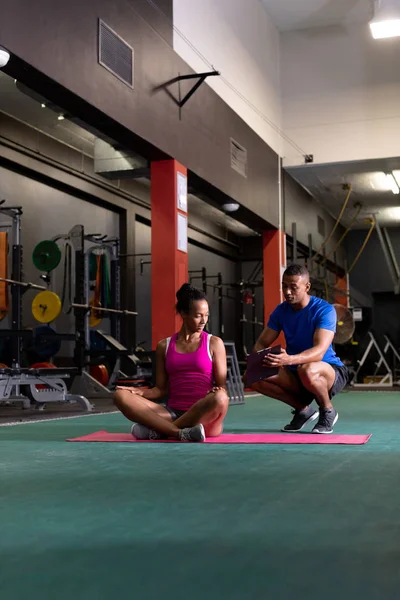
[263, 229, 286, 346]
[151, 160, 188, 350]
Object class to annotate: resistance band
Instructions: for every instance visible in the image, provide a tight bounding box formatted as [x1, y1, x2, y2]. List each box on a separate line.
[310, 184, 352, 265]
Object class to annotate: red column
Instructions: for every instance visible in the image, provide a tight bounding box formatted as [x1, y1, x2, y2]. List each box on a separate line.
[263, 229, 286, 346]
[151, 160, 188, 350]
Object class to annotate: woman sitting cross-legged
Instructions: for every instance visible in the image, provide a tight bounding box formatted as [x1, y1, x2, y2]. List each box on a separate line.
[113, 283, 229, 443]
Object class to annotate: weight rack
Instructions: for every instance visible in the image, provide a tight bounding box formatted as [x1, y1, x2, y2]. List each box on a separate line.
[0, 203, 92, 411]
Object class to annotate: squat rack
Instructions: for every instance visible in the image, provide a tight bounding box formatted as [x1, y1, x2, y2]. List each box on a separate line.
[0, 203, 92, 411]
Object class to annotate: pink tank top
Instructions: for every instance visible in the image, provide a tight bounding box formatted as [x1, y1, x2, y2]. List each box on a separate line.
[165, 331, 214, 411]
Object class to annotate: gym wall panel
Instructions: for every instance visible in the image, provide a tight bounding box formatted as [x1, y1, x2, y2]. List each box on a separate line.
[0, 0, 280, 228]
[240, 261, 264, 356]
[188, 245, 239, 344]
[346, 229, 400, 307]
[134, 220, 240, 348]
[284, 172, 346, 267]
[134, 220, 152, 349]
[173, 0, 282, 155]
[0, 166, 119, 356]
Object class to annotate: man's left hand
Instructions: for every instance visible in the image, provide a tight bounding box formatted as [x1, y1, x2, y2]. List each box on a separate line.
[264, 348, 292, 367]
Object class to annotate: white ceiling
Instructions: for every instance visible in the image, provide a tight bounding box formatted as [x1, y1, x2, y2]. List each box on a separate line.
[287, 157, 400, 229]
[260, 0, 374, 32]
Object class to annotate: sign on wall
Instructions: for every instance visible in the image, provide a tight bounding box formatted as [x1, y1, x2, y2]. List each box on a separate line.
[177, 212, 188, 253]
[177, 172, 187, 213]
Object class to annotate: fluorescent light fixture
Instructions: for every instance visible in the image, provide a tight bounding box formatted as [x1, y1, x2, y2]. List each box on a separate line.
[387, 207, 400, 219]
[392, 170, 400, 187]
[370, 1, 400, 38]
[57, 114, 65, 121]
[386, 173, 399, 194]
[370, 19, 400, 38]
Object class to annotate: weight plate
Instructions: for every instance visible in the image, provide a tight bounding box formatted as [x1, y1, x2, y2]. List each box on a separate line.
[32, 291, 62, 323]
[32, 240, 61, 272]
[32, 325, 62, 360]
[90, 364, 109, 387]
[30, 361, 56, 390]
[89, 330, 108, 351]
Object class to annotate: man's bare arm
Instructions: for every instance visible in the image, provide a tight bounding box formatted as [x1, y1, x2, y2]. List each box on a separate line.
[253, 327, 280, 352]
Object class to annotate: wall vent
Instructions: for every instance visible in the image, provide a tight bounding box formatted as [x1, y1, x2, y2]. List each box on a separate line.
[230, 138, 247, 178]
[317, 215, 325, 237]
[98, 20, 134, 88]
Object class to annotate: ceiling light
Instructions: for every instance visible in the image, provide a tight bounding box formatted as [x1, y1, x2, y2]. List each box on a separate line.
[392, 170, 400, 187]
[370, 19, 400, 38]
[57, 114, 65, 121]
[370, 1, 400, 39]
[387, 207, 400, 219]
[41, 103, 46, 108]
[386, 173, 399, 194]
[222, 202, 240, 213]
[0, 47, 10, 68]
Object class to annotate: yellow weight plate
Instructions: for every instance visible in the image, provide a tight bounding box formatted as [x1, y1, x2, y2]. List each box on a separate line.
[89, 299, 103, 328]
[32, 291, 62, 323]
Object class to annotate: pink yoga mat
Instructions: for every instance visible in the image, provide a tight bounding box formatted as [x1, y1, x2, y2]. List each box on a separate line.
[67, 430, 371, 445]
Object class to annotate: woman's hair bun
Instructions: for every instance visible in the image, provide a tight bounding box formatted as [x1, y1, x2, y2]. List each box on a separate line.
[175, 282, 207, 314]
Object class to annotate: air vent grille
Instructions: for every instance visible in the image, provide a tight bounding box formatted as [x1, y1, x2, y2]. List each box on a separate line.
[230, 138, 247, 178]
[99, 20, 134, 88]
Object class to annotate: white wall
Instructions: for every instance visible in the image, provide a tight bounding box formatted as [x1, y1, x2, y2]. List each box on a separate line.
[173, 0, 282, 155]
[281, 24, 400, 166]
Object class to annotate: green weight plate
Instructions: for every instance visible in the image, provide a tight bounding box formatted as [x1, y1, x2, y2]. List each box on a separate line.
[32, 240, 61, 272]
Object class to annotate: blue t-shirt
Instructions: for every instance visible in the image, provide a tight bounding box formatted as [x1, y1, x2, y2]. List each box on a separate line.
[267, 296, 343, 368]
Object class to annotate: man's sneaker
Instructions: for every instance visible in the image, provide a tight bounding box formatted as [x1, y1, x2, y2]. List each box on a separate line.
[131, 423, 166, 440]
[312, 408, 339, 434]
[178, 424, 206, 443]
[282, 406, 319, 432]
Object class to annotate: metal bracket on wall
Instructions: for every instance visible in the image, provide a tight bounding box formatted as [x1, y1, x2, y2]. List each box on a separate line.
[154, 71, 220, 109]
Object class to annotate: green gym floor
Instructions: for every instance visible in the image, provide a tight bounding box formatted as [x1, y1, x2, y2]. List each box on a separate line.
[1, 391, 400, 600]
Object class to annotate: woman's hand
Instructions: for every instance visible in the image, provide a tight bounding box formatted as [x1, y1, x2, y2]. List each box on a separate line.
[207, 385, 227, 395]
[115, 386, 144, 396]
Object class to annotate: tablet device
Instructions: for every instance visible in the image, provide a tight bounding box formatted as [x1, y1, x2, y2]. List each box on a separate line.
[245, 345, 282, 386]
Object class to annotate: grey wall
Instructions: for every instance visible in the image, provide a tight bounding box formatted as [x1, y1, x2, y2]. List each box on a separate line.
[189, 245, 239, 343]
[135, 220, 152, 347]
[240, 261, 264, 355]
[134, 220, 240, 349]
[347, 228, 400, 307]
[284, 172, 346, 269]
[0, 166, 119, 357]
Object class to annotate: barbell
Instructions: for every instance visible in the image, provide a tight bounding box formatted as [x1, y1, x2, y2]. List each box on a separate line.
[72, 303, 138, 316]
[0, 277, 137, 323]
[31, 290, 137, 323]
[0, 277, 46, 291]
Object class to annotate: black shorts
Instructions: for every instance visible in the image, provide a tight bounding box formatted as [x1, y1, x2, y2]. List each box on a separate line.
[294, 364, 349, 403]
[165, 405, 186, 420]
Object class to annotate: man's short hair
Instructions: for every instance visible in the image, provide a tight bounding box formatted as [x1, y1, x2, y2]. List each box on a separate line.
[283, 264, 310, 279]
